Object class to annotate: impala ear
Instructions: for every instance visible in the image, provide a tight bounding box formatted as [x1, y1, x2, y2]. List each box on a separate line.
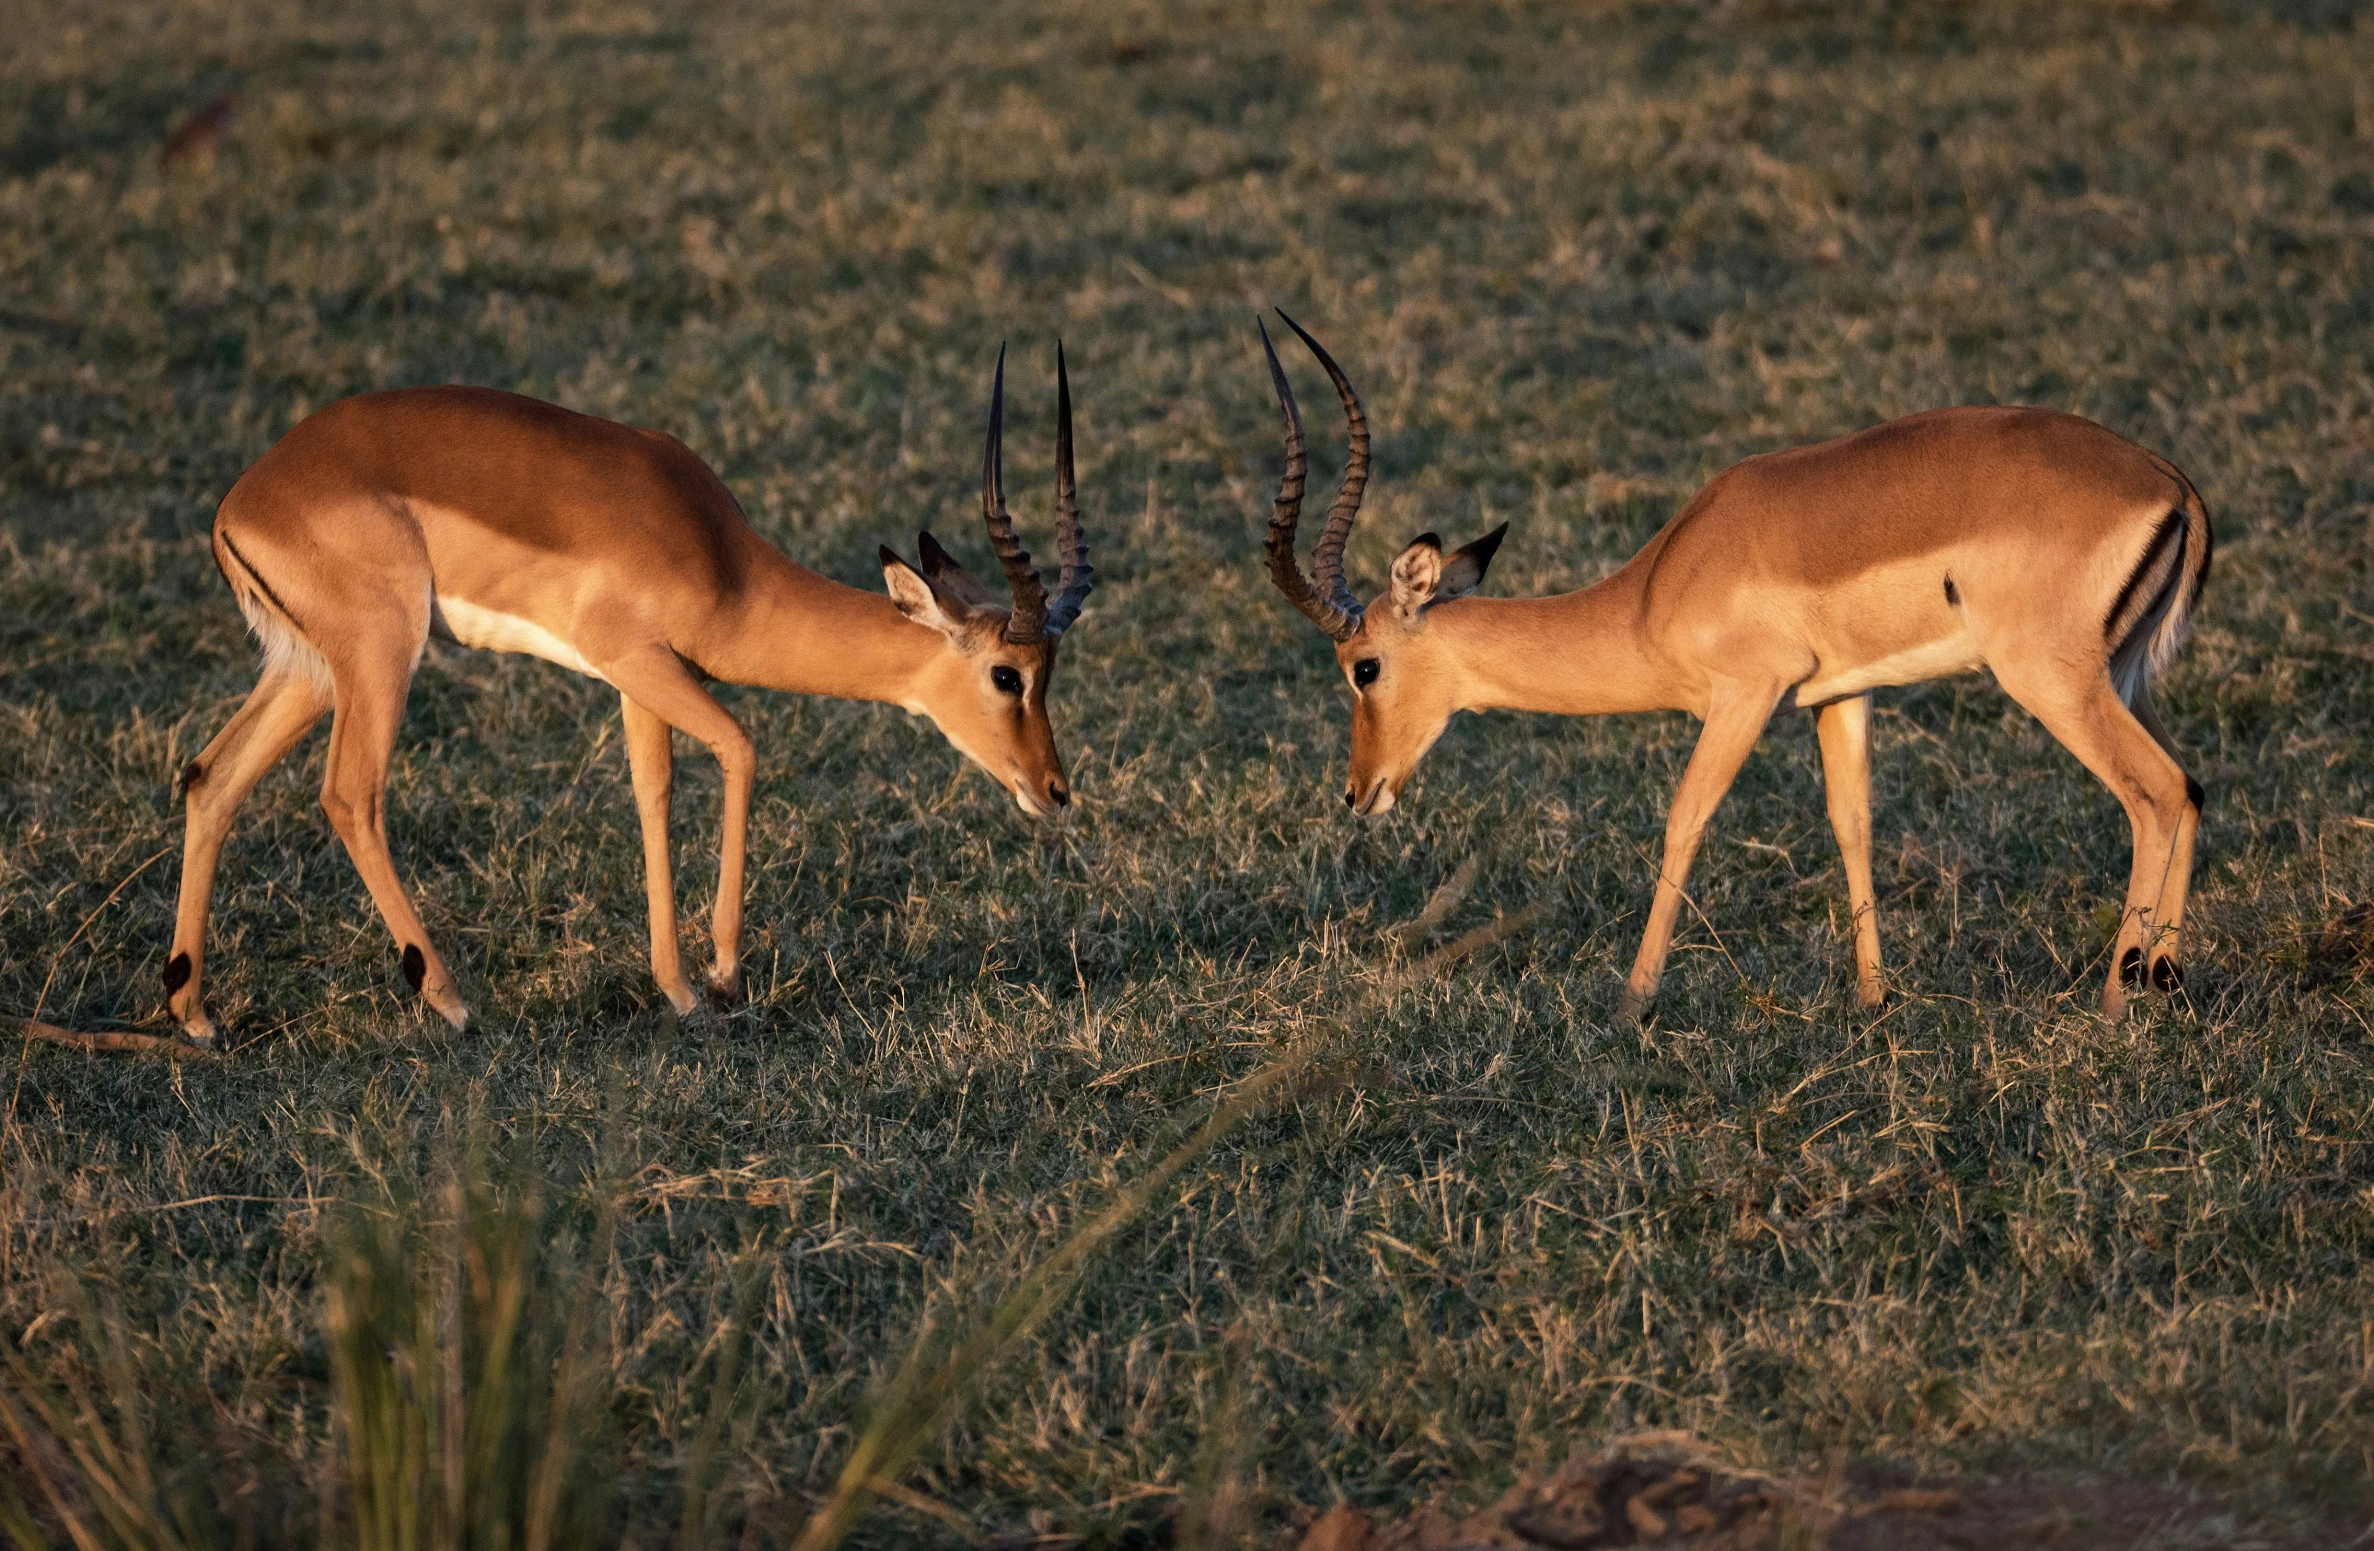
[1390, 525, 1506, 619]
[882, 546, 971, 638]
[1434, 523, 1508, 603]
[916, 530, 1000, 611]
[1389, 533, 1444, 618]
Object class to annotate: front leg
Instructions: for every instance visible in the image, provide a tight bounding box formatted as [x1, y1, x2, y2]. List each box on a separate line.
[1814, 692, 1886, 1007]
[1620, 683, 1780, 1024]
[704, 716, 753, 1009]
[622, 694, 698, 1017]
[611, 650, 756, 1012]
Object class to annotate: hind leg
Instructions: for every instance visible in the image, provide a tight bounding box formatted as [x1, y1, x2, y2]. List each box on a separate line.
[318, 629, 470, 1031]
[2126, 683, 2201, 991]
[621, 693, 697, 1017]
[1994, 667, 2191, 1017]
[166, 667, 331, 1043]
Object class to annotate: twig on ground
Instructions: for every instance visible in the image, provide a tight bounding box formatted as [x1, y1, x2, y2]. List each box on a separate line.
[9, 1020, 216, 1060]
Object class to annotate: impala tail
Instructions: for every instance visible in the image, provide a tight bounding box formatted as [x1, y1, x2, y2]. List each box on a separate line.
[212, 523, 334, 699]
[2106, 473, 2213, 709]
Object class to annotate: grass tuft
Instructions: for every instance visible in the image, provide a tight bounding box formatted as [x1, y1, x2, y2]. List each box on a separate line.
[317, 1117, 620, 1551]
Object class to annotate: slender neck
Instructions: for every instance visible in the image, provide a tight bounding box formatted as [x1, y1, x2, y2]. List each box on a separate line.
[1436, 567, 1682, 717]
[700, 543, 943, 705]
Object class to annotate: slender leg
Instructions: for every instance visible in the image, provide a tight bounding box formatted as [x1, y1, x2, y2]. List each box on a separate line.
[621, 694, 696, 1016]
[165, 668, 330, 1043]
[603, 648, 756, 1011]
[1994, 669, 2190, 1017]
[1620, 683, 1781, 1023]
[1815, 692, 1886, 1007]
[2126, 684, 2201, 991]
[317, 637, 470, 1030]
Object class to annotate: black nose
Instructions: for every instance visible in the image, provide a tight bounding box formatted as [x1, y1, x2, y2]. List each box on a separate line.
[1048, 780, 1071, 808]
[1343, 787, 1357, 808]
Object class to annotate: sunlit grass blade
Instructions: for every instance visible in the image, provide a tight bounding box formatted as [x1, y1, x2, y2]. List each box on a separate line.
[321, 1115, 623, 1550]
[0, 1366, 105, 1551]
[675, 1232, 770, 1550]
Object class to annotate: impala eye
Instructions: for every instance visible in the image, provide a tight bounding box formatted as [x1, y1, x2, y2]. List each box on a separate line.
[991, 665, 1024, 696]
[1352, 659, 1381, 689]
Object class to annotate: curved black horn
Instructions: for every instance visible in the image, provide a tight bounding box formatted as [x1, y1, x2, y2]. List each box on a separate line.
[1261, 314, 1364, 642]
[979, 344, 1051, 643]
[1274, 309, 1369, 628]
[1041, 341, 1095, 638]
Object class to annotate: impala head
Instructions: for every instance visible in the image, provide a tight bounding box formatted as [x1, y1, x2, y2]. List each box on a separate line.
[1260, 311, 1505, 817]
[880, 345, 1094, 819]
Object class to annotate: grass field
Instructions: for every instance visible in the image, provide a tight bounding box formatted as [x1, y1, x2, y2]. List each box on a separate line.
[6, 0, 2374, 1543]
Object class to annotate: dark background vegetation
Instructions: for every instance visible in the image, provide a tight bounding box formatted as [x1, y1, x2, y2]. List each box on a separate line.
[4, 0, 2373, 1543]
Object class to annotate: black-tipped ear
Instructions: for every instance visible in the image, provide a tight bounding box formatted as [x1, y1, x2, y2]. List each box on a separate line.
[883, 546, 939, 624]
[1389, 535, 1444, 618]
[883, 548, 973, 638]
[914, 529, 997, 610]
[1435, 522, 1507, 602]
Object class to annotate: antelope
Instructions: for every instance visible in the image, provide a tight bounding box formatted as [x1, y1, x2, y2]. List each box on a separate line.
[1258, 313, 2210, 1021]
[165, 349, 1092, 1046]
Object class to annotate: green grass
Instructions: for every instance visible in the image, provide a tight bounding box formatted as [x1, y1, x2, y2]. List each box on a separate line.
[6, 0, 2374, 1543]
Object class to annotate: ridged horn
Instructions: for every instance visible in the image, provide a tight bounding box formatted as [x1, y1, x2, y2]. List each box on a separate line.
[1041, 342, 1094, 638]
[980, 344, 1052, 644]
[1260, 311, 1366, 642]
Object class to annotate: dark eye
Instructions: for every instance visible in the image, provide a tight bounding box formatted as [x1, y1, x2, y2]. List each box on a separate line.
[1352, 659, 1381, 689]
[991, 665, 1023, 695]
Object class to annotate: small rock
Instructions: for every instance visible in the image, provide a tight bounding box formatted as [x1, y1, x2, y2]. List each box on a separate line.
[1303, 1504, 1373, 1551]
[160, 95, 236, 167]
[1505, 1480, 1605, 1546]
[1623, 1494, 1669, 1538]
[1372, 1506, 1466, 1549]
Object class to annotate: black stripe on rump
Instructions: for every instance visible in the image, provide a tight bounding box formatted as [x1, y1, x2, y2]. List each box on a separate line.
[2142, 450, 2215, 614]
[218, 527, 307, 638]
[2184, 501, 2214, 615]
[2103, 508, 2186, 653]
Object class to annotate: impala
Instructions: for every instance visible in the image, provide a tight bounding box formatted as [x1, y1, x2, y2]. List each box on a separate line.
[1258, 313, 2210, 1020]
[166, 349, 1093, 1045]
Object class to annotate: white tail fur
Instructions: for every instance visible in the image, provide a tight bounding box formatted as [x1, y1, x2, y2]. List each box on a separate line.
[215, 531, 334, 700]
[2110, 498, 2210, 710]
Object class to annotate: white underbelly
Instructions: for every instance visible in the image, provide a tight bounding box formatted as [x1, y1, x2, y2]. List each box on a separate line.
[432, 595, 609, 683]
[1796, 633, 1986, 704]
